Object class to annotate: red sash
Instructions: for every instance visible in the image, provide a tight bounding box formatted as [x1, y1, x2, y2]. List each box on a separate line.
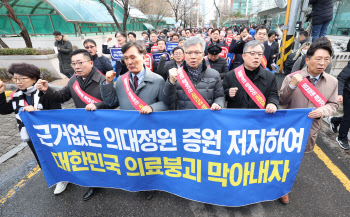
[121, 72, 149, 110]
[234, 65, 266, 109]
[177, 67, 210, 109]
[205, 56, 211, 68]
[72, 80, 102, 104]
[291, 71, 327, 108]
[145, 53, 153, 71]
[261, 55, 267, 69]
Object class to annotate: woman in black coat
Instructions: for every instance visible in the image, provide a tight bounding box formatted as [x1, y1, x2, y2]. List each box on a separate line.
[0, 63, 61, 167]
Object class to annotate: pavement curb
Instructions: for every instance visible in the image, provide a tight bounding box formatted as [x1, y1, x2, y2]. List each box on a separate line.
[0, 142, 27, 165]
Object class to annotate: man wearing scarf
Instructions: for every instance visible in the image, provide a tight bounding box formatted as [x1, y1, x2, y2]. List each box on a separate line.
[36, 49, 111, 200]
[164, 36, 224, 110]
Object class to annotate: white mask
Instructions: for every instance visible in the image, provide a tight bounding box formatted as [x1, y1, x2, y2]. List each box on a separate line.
[301, 49, 307, 55]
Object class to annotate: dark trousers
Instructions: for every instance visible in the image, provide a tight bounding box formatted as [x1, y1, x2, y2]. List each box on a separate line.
[27, 140, 41, 168]
[333, 90, 350, 140]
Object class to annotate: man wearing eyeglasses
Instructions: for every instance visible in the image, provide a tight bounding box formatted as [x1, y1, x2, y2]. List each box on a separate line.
[157, 47, 185, 80]
[223, 40, 279, 111]
[83, 39, 113, 75]
[231, 25, 275, 71]
[164, 36, 224, 110]
[35, 49, 112, 200]
[279, 40, 338, 205]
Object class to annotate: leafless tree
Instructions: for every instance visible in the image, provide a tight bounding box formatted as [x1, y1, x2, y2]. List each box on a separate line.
[132, 0, 171, 29]
[99, 0, 130, 31]
[2, 0, 32, 48]
[165, 0, 195, 25]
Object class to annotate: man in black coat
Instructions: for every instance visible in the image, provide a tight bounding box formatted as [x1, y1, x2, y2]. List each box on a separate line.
[310, 0, 333, 42]
[157, 47, 184, 80]
[204, 28, 225, 55]
[230, 25, 275, 71]
[53, 31, 74, 78]
[223, 40, 278, 111]
[36, 49, 112, 200]
[83, 39, 113, 75]
[205, 43, 228, 79]
[329, 60, 350, 150]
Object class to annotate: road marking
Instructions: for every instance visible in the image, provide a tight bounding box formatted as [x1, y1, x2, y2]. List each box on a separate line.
[314, 144, 350, 192]
[0, 165, 41, 204]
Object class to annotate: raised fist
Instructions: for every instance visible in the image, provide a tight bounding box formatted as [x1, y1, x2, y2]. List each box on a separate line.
[36, 79, 49, 92]
[106, 70, 116, 84]
[229, 87, 238, 98]
[106, 37, 113, 43]
[290, 74, 303, 87]
[243, 35, 253, 42]
[169, 68, 178, 84]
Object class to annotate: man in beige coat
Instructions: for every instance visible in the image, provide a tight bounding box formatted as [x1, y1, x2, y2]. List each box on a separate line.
[280, 40, 338, 153]
[279, 40, 338, 203]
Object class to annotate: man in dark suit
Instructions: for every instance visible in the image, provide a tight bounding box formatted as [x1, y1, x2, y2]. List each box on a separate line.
[231, 25, 275, 71]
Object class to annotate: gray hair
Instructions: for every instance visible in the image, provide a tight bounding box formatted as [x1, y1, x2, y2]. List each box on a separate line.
[183, 36, 206, 52]
[243, 40, 265, 54]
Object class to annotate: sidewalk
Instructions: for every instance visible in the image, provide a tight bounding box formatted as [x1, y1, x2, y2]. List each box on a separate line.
[0, 78, 73, 159]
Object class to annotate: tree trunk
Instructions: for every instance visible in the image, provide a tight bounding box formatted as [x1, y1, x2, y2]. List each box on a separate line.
[0, 37, 9, 48]
[99, 0, 123, 31]
[2, 0, 32, 48]
[122, 0, 129, 31]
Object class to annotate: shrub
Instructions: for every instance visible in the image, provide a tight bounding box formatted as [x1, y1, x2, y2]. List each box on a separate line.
[0, 48, 54, 55]
[0, 67, 56, 83]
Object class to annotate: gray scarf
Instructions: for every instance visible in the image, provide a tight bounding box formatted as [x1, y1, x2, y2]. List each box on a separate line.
[186, 62, 203, 83]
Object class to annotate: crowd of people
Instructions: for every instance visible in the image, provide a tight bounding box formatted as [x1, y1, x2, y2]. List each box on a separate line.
[0, 20, 347, 205]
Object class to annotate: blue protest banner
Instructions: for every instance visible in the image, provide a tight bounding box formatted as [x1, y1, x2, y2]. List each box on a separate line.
[166, 42, 179, 52]
[152, 53, 170, 63]
[227, 53, 235, 70]
[110, 48, 123, 61]
[20, 109, 313, 207]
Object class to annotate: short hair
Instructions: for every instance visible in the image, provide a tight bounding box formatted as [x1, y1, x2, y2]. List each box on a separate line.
[142, 31, 149, 36]
[211, 28, 220, 34]
[8, 63, 41, 81]
[121, 41, 146, 55]
[256, 25, 268, 34]
[157, 39, 166, 45]
[179, 38, 186, 43]
[128, 32, 136, 38]
[115, 31, 127, 38]
[306, 40, 333, 58]
[83, 39, 96, 46]
[53, 31, 61, 36]
[150, 31, 157, 36]
[70, 49, 92, 61]
[239, 27, 250, 34]
[268, 30, 276, 38]
[172, 47, 184, 54]
[172, 34, 179, 39]
[243, 40, 265, 54]
[183, 36, 206, 52]
[300, 31, 309, 37]
[185, 28, 191, 32]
